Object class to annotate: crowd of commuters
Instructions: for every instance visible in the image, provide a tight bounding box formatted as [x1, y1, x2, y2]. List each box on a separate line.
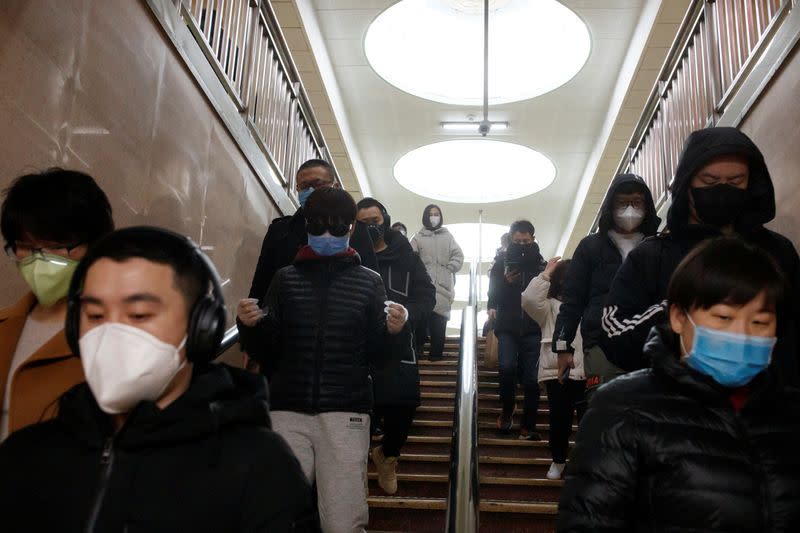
[0, 125, 799, 532]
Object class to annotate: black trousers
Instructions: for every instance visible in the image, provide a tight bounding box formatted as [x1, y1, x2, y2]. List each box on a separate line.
[417, 313, 448, 359]
[374, 405, 417, 458]
[545, 379, 587, 464]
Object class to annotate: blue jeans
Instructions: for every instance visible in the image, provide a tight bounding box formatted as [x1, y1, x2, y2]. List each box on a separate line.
[497, 331, 541, 431]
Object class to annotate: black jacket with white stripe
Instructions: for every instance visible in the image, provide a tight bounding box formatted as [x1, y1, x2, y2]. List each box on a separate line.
[599, 127, 800, 382]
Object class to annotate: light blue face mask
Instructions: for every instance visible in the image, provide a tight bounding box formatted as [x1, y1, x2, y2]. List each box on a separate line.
[308, 232, 349, 256]
[682, 314, 775, 387]
[298, 187, 315, 208]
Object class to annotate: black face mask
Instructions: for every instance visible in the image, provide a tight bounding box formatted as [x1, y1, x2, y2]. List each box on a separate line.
[367, 223, 386, 243]
[691, 184, 749, 227]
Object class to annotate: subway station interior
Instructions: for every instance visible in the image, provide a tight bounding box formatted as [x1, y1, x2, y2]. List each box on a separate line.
[1, 0, 800, 531]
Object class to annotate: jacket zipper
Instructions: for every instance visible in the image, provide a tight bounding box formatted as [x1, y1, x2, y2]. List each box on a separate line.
[85, 437, 115, 533]
[313, 268, 331, 412]
[733, 412, 771, 530]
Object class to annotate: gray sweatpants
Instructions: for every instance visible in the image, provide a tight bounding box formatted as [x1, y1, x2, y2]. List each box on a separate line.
[271, 411, 371, 533]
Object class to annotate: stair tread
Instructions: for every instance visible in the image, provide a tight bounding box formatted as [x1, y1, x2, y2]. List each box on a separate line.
[368, 496, 446, 510]
[412, 419, 576, 432]
[367, 497, 557, 514]
[367, 472, 563, 487]
[396, 453, 550, 465]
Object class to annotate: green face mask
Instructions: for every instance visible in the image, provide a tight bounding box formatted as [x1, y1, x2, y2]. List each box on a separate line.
[17, 253, 79, 307]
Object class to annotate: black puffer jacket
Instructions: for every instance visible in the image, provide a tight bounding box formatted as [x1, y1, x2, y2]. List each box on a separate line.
[373, 230, 436, 406]
[558, 325, 800, 532]
[552, 174, 659, 353]
[600, 128, 800, 379]
[0, 364, 317, 533]
[244, 247, 409, 414]
[488, 243, 545, 336]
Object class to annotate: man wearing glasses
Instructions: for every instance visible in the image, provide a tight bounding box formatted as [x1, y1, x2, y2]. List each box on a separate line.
[0, 168, 114, 441]
[237, 188, 410, 533]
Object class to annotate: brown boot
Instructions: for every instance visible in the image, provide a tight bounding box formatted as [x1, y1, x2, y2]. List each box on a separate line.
[371, 446, 398, 495]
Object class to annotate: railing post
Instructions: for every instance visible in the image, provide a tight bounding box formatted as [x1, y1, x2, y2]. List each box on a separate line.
[704, 0, 724, 122]
[238, 0, 261, 113]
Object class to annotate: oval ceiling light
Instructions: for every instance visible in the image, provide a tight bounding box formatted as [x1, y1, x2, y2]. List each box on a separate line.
[394, 140, 555, 203]
[364, 0, 591, 105]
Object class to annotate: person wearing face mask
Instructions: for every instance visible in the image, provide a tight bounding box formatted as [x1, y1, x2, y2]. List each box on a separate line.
[551, 174, 659, 401]
[600, 128, 800, 384]
[356, 198, 435, 495]
[558, 238, 800, 532]
[487, 220, 547, 439]
[410, 204, 464, 361]
[0, 227, 317, 532]
[239, 189, 410, 532]
[0, 168, 114, 442]
[239, 159, 377, 369]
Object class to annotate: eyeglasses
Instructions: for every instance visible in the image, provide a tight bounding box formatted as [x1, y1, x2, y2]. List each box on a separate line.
[4, 241, 84, 261]
[305, 220, 351, 237]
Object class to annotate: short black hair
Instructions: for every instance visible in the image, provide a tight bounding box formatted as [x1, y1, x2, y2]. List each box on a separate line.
[668, 237, 787, 314]
[510, 220, 535, 237]
[304, 188, 356, 224]
[1, 168, 114, 248]
[391, 222, 407, 233]
[356, 197, 387, 215]
[80, 228, 211, 312]
[548, 259, 572, 299]
[297, 158, 333, 176]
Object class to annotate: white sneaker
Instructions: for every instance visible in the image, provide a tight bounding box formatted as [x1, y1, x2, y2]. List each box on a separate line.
[547, 462, 566, 480]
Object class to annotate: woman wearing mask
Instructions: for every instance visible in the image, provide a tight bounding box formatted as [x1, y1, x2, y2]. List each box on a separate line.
[411, 205, 464, 361]
[0, 169, 114, 441]
[522, 257, 585, 480]
[558, 237, 800, 532]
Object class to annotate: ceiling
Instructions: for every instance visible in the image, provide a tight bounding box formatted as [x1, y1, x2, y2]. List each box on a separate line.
[272, 0, 691, 259]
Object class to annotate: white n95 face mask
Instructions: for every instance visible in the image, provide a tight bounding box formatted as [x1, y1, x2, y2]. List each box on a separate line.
[613, 205, 645, 232]
[79, 323, 187, 414]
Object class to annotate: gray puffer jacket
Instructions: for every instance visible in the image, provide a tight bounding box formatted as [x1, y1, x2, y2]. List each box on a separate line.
[411, 227, 464, 317]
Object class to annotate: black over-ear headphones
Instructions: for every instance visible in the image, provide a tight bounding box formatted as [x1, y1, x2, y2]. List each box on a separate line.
[65, 226, 227, 365]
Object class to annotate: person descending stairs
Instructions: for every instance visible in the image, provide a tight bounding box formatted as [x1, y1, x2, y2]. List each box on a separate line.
[368, 338, 576, 532]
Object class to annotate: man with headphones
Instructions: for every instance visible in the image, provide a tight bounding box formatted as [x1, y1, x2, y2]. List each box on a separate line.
[0, 227, 317, 532]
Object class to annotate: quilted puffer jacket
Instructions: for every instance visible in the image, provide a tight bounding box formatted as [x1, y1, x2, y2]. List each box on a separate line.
[558, 324, 800, 532]
[241, 247, 409, 414]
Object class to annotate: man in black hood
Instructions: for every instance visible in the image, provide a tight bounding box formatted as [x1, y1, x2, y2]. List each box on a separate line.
[600, 127, 800, 382]
[357, 198, 436, 495]
[0, 227, 317, 532]
[238, 159, 377, 365]
[552, 174, 660, 399]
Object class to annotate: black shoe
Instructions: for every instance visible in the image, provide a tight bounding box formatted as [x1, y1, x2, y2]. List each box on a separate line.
[519, 428, 543, 441]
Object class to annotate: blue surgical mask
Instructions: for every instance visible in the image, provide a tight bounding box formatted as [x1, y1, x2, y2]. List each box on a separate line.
[298, 187, 315, 207]
[308, 232, 349, 256]
[681, 314, 775, 387]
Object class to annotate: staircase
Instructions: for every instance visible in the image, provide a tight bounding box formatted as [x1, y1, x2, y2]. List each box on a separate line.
[368, 337, 567, 532]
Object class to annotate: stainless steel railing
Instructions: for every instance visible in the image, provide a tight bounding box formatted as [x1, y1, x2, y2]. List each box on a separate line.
[591, 0, 792, 229]
[445, 259, 480, 532]
[179, 0, 338, 200]
[217, 325, 241, 356]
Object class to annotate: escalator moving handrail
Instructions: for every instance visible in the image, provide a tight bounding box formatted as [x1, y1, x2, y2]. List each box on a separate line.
[216, 326, 240, 357]
[445, 260, 480, 532]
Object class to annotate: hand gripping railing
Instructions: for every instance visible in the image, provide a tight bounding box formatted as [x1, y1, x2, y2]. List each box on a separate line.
[445, 259, 480, 532]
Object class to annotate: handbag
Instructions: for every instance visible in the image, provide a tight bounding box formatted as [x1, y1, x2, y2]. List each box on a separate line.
[484, 329, 499, 369]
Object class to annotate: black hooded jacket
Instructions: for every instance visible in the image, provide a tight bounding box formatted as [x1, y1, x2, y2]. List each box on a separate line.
[558, 325, 800, 532]
[0, 364, 318, 533]
[488, 242, 546, 336]
[552, 174, 659, 353]
[372, 230, 436, 406]
[600, 128, 800, 379]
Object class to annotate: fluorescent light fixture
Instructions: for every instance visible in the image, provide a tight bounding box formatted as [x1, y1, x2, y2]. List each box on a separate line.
[445, 223, 508, 262]
[441, 121, 509, 132]
[394, 140, 556, 203]
[365, 0, 591, 106]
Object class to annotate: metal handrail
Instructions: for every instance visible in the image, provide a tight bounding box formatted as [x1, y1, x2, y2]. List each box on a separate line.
[217, 325, 241, 356]
[445, 259, 480, 532]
